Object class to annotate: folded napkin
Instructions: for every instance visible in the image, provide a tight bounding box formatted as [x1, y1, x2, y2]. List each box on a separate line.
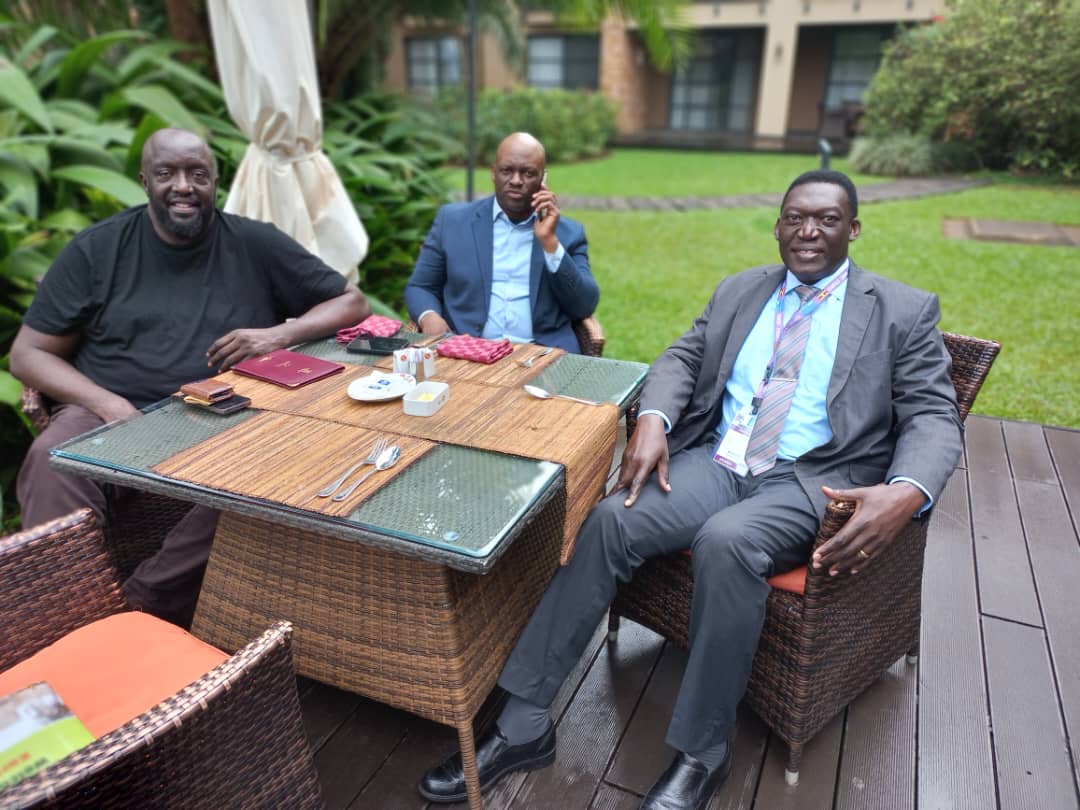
[336, 315, 402, 343]
[435, 334, 514, 364]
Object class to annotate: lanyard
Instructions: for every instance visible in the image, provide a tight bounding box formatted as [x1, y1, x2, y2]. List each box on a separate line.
[751, 268, 848, 410]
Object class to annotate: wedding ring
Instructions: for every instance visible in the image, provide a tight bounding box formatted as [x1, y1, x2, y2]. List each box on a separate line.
[857, 549, 870, 560]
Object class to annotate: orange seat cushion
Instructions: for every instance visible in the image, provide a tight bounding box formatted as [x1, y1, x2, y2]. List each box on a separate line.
[0, 612, 229, 738]
[678, 549, 807, 595]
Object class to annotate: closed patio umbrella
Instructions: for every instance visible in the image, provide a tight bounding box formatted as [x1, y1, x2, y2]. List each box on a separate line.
[207, 0, 368, 281]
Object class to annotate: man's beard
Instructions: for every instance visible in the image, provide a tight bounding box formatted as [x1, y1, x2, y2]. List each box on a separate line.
[150, 196, 209, 241]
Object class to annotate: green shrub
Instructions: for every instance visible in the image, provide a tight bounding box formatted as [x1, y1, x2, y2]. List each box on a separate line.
[427, 86, 617, 165]
[0, 23, 450, 529]
[849, 134, 934, 176]
[863, 0, 1080, 177]
[930, 139, 982, 174]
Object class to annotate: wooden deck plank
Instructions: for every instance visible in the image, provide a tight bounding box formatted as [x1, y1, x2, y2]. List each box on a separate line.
[1046, 427, 1080, 517]
[301, 679, 364, 752]
[1003, 421, 1057, 484]
[917, 469, 997, 810]
[965, 416, 1042, 625]
[982, 616, 1079, 810]
[833, 658, 917, 810]
[313, 696, 411, 809]
[1014, 477, 1080, 783]
[753, 715, 843, 810]
[504, 620, 664, 809]
[348, 714, 453, 810]
[591, 782, 642, 810]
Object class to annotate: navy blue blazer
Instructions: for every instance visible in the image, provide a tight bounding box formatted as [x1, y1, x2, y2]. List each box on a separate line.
[404, 195, 599, 353]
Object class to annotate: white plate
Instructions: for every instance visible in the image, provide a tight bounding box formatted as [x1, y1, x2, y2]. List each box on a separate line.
[347, 371, 417, 402]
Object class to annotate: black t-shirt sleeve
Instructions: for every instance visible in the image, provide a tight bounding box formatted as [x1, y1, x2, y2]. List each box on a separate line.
[23, 236, 98, 335]
[248, 222, 348, 318]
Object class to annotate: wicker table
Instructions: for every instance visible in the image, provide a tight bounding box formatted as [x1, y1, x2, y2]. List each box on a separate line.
[50, 347, 647, 809]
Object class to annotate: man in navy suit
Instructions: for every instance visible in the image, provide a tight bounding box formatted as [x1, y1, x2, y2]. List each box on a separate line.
[405, 132, 598, 353]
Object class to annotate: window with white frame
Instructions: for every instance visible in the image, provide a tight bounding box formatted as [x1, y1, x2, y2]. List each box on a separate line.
[823, 29, 887, 109]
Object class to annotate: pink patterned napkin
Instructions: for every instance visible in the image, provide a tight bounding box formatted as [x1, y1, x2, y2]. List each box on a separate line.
[435, 334, 514, 364]
[336, 315, 402, 343]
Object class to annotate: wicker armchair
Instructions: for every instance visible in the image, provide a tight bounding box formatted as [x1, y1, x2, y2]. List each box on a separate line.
[0, 508, 323, 809]
[20, 388, 191, 580]
[607, 331, 1000, 784]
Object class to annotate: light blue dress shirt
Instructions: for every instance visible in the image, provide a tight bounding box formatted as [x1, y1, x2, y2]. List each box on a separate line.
[481, 198, 565, 343]
[643, 259, 932, 512]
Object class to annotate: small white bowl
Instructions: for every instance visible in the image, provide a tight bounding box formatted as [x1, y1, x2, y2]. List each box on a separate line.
[403, 381, 450, 416]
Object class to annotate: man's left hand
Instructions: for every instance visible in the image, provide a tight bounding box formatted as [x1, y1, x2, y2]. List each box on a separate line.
[532, 188, 560, 252]
[206, 327, 288, 371]
[811, 482, 927, 576]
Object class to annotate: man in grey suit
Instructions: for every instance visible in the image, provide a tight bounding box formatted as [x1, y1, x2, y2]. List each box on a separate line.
[404, 132, 598, 353]
[419, 171, 963, 809]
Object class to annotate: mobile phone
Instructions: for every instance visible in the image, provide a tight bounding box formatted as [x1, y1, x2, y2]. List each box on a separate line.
[538, 170, 549, 220]
[346, 336, 411, 355]
[205, 394, 251, 415]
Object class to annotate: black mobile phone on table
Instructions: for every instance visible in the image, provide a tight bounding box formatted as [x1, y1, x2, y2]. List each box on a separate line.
[346, 336, 411, 355]
[182, 393, 251, 415]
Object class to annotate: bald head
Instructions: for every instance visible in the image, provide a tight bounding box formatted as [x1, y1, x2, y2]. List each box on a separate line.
[491, 132, 546, 220]
[139, 128, 217, 245]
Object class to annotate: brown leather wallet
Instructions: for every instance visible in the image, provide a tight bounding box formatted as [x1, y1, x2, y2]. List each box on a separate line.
[179, 378, 234, 404]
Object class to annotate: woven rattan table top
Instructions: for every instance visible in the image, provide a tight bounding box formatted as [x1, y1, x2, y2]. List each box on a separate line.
[49, 348, 646, 572]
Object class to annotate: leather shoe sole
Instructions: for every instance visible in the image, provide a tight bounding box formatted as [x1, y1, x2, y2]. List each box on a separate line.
[418, 723, 556, 803]
[640, 749, 733, 810]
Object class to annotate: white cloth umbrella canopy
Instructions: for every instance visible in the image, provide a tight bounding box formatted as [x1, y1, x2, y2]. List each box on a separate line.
[207, 0, 368, 282]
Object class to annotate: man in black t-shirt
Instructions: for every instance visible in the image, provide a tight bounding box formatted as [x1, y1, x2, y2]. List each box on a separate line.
[11, 128, 370, 626]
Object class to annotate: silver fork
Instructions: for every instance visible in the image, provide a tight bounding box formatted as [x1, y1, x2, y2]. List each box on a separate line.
[315, 437, 388, 498]
[516, 346, 554, 368]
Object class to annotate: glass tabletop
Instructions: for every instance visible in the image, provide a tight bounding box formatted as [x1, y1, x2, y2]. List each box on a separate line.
[50, 398, 562, 566]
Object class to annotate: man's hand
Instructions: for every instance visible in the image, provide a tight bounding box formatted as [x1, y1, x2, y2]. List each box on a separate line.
[419, 311, 451, 336]
[532, 187, 560, 253]
[206, 327, 289, 371]
[88, 391, 138, 424]
[613, 413, 671, 507]
[811, 482, 927, 575]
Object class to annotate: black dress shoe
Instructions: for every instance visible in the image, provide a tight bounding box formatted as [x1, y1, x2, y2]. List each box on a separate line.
[639, 749, 733, 810]
[418, 723, 556, 803]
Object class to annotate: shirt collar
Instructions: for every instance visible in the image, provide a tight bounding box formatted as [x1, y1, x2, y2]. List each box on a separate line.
[784, 258, 850, 299]
[492, 196, 536, 226]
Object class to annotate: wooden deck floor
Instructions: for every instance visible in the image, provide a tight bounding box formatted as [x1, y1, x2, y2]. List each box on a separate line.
[298, 415, 1080, 809]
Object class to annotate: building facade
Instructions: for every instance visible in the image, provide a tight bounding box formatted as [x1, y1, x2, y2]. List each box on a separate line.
[382, 0, 943, 151]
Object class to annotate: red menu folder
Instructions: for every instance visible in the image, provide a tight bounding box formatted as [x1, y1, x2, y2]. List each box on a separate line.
[232, 350, 344, 388]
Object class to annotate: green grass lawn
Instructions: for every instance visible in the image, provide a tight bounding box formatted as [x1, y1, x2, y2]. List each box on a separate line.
[571, 183, 1080, 428]
[443, 149, 885, 197]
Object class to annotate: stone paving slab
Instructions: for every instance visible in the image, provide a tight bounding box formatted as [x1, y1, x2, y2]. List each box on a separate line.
[943, 218, 1080, 247]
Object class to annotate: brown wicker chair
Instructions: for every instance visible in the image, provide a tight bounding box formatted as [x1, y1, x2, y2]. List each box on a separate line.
[607, 331, 1000, 784]
[20, 388, 192, 580]
[0, 508, 323, 809]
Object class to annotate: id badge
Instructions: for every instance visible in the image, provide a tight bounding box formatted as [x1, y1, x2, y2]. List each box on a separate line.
[713, 405, 755, 477]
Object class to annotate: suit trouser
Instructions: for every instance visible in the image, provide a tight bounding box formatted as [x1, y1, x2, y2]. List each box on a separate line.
[497, 439, 820, 753]
[16, 403, 218, 628]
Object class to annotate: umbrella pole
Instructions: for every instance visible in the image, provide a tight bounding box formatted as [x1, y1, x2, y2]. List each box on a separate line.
[466, 0, 476, 201]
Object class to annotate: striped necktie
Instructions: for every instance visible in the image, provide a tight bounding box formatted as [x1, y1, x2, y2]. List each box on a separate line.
[744, 285, 820, 475]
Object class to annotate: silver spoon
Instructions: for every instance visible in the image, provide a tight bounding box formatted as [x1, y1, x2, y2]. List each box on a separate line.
[522, 384, 601, 406]
[331, 445, 401, 502]
[516, 346, 554, 368]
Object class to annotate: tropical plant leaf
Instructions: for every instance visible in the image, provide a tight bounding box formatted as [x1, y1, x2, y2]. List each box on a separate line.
[8, 245, 53, 282]
[115, 84, 207, 137]
[39, 208, 91, 232]
[56, 30, 148, 97]
[125, 112, 167, 179]
[0, 369, 21, 407]
[43, 98, 99, 132]
[0, 157, 39, 218]
[14, 25, 63, 67]
[0, 62, 53, 132]
[51, 164, 144, 206]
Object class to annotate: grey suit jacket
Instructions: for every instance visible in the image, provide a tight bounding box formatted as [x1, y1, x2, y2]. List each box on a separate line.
[639, 263, 963, 518]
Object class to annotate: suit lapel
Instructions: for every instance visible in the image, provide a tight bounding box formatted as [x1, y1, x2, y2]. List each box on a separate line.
[713, 265, 786, 398]
[529, 236, 544, 310]
[827, 264, 875, 408]
[471, 198, 494, 321]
